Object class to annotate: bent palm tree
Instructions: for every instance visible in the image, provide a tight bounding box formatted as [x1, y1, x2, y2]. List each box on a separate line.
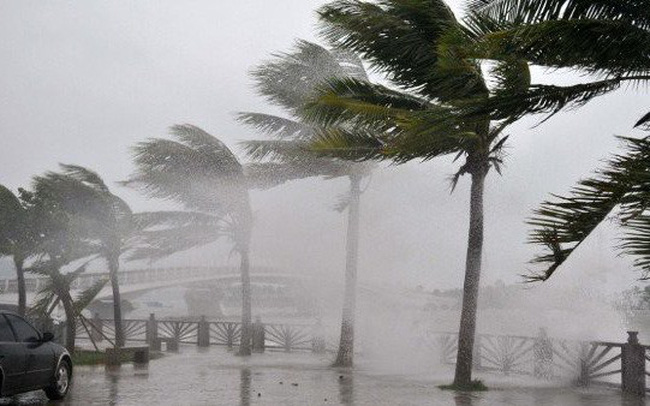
[527, 135, 650, 281]
[126, 125, 257, 355]
[463, 0, 650, 128]
[300, 0, 532, 385]
[0, 186, 36, 315]
[240, 40, 372, 367]
[29, 165, 138, 347]
[19, 179, 108, 353]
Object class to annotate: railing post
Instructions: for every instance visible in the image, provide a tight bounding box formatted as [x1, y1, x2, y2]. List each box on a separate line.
[197, 316, 210, 347]
[577, 342, 591, 387]
[622, 331, 646, 397]
[146, 313, 159, 351]
[252, 316, 265, 353]
[534, 328, 553, 379]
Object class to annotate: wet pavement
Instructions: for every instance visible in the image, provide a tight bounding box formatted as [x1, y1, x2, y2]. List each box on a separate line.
[1, 346, 648, 405]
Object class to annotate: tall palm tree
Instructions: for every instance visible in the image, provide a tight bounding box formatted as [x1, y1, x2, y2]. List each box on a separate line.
[0, 185, 36, 315]
[299, 0, 531, 386]
[527, 135, 650, 281]
[126, 124, 259, 355]
[240, 40, 372, 367]
[461, 0, 650, 128]
[29, 165, 139, 348]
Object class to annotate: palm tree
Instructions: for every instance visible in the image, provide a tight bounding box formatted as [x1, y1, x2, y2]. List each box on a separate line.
[461, 0, 650, 128]
[18, 180, 108, 353]
[240, 40, 373, 367]
[126, 124, 259, 355]
[0, 185, 36, 315]
[298, 0, 532, 386]
[526, 135, 650, 281]
[32, 165, 139, 348]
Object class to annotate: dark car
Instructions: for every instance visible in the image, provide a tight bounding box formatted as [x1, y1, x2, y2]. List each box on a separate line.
[0, 311, 72, 400]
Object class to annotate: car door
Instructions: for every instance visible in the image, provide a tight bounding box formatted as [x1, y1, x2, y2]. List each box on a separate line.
[5, 314, 55, 390]
[0, 314, 26, 395]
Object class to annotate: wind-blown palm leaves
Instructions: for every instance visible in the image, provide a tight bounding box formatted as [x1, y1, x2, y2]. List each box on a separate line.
[125, 124, 259, 355]
[29, 165, 139, 347]
[239, 40, 372, 367]
[527, 135, 650, 281]
[464, 0, 650, 127]
[302, 0, 528, 386]
[28, 260, 108, 352]
[0, 185, 36, 315]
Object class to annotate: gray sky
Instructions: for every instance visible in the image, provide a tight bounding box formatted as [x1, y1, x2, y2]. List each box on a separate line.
[1, 1, 648, 294]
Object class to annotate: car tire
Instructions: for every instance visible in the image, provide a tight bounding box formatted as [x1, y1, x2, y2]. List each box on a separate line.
[44, 360, 71, 400]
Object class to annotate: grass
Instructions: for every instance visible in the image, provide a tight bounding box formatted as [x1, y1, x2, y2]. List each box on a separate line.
[72, 349, 164, 366]
[438, 380, 488, 392]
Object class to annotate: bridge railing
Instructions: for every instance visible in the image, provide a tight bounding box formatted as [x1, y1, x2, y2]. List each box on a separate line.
[0, 266, 265, 294]
[73, 313, 328, 354]
[432, 330, 647, 396]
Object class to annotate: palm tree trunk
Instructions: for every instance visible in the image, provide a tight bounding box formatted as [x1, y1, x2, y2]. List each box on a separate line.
[108, 253, 124, 347]
[333, 174, 361, 367]
[14, 255, 26, 316]
[61, 293, 76, 354]
[453, 168, 487, 387]
[238, 248, 252, 356]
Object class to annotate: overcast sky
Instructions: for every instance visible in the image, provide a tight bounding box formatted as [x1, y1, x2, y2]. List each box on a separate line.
[1, 1, 648, 294]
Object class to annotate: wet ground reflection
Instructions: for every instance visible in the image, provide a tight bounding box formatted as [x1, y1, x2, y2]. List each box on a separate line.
[0, 347, 647, 405]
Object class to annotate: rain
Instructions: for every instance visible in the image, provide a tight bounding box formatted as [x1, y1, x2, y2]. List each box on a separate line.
[1, 1, 650, 405]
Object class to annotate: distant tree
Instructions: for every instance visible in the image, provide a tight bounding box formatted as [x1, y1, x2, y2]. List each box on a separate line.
[240, 40, 373, 367]
[0, 185, 37, 315]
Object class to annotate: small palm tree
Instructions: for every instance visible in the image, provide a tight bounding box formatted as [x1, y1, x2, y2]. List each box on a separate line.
[527, 135, 650, 281]
[28, 260, 108, 353]
[300, 0, 532, 386]
[0, 185, 36, 315]
[462, 0, 650, 128]
[240, 40, 373, 367]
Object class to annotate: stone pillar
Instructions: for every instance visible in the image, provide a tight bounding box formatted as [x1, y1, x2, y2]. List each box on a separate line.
[534, 328, 553, 379]
[622, 331, 646, 397]
[197, 316, 210, 347]
[146, 313, 159, 351]
[252, 316, 265, 353]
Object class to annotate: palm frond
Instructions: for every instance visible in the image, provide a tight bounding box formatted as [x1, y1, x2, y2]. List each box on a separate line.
[318, 0, 487, 100]
[527, 136, 650, 280]
[466, 0, 650, 31]
[125, 125, 246, 214]
[73, 277, 109, 315]
[236, 113, 313, 140]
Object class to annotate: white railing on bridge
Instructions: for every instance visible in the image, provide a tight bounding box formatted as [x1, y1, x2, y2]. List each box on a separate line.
[0, 266, 279, 294]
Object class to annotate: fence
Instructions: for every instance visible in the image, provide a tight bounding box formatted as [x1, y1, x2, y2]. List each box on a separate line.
[73, 313, 327, 354]
[434, 330, 648, 396]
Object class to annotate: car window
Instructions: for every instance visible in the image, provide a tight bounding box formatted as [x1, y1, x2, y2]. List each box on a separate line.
[5, 314, 40, 342]
[0, 315, 15, 342]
